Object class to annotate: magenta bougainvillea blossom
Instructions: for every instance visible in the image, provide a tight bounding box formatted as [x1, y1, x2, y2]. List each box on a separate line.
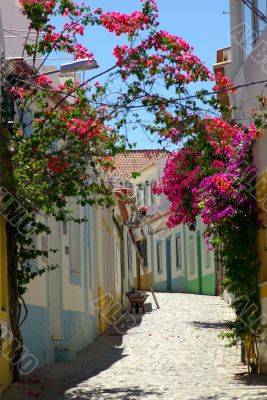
[154, 118, 261, 230]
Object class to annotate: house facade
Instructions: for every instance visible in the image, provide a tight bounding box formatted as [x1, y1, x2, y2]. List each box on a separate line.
[221, 0, 267, 371]
[0, 0, 134, 377]
[148, 161, 216, 296]
[112, 150, 168, 294]
[20, 207, 100, 370]
[150, 217, 216, 296]
[0, 1, 32, 392]
[0, 0, 30, 59]
[112, 150, 217, 297]
[20, 195, 133, 372]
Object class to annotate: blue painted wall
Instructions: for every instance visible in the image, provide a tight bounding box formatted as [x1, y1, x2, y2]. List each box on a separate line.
[171, 276, 187, 293]
[151, 224, 216, 295]
[21, 304, 99, 372]
[21, 206, 100, 372]
[153, 279, 168, 292]
[60, 310, 98, 351]
[20, 305, 54, 371]
[153, 275, 187, 293]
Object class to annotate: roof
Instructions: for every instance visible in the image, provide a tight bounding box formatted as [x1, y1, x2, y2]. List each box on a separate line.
[7, 58, 33, 76]
[112, 149, 168, 178]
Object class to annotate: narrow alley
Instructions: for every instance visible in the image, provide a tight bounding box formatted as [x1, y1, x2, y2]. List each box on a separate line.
[3, 293, 267, 400]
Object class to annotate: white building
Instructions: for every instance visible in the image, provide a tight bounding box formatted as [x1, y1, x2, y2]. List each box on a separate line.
[112, 150, 217, 296]
[0, 0, 133, 376]
[217, 0, 267, 372]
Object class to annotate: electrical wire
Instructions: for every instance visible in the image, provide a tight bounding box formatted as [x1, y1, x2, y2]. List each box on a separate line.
[11, 73, 267, 106]
[179, 78, 267, 102]
[2, 28, 39, 43]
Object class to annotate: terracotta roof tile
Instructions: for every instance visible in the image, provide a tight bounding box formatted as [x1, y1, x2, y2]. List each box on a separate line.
[112, 149, 168, 178]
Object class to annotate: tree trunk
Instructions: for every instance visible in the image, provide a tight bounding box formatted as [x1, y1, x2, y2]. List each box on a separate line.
[0, 128, 23, 381]
[7, 225, 22, 381]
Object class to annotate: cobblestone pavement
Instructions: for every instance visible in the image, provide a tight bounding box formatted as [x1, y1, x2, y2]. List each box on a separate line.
[3, 293, 267, 400]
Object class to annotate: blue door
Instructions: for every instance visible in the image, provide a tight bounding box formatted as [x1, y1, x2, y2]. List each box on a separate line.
[166, 238, 172, 292]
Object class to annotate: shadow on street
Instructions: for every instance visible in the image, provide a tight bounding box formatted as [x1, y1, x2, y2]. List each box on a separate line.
[2, 312, 148, 400]
[190, 320, 230, 330]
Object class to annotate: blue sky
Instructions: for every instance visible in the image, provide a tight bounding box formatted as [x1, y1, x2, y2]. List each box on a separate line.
[52, 0, 230, 149]
[86, 0, 230, 74]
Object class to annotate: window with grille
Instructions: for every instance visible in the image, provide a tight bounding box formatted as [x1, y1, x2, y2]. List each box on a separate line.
[140, 239, 148, 267]
[257, 0, 267, 33]
[176, 234, 182, 269]
[157, 242, 162, 272]
[69, 201, 81, 275]
[243, 0, 267, 56]
[189, 236, 195, 274]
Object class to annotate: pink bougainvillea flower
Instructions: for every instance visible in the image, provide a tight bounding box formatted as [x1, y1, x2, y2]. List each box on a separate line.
[47, 157, 70, 173]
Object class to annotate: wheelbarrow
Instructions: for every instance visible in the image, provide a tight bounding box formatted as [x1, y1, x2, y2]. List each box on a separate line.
[126, 290, 149, 314]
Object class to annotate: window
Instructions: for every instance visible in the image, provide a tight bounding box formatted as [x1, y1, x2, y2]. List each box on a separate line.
[175, 234, 182, 269]
[30, 233, 38, 272]
[243, 2, 255, 56]
[243, 0, 267, 57]
[22, 110, 33, 138]
[150, 180, 156, 206]
[157, 242, 162, 272]
[257, 0, 267, 34]
[205, 242, 211, 269]
[189, 236, 195, 274]
[139, 239, 148, 267]
[137, 184, 143, 206]
[63, 220, 68, 235]
[127, 233, 133, 274]
[69, 202, 81, 276]
[41, 235, 48, 262]
[115, 241, 120, 283]
[144, 183, 149, 206]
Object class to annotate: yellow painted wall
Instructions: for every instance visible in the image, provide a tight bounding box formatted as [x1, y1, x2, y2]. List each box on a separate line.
[98, 287, 122, 334]
[133, 276, 138, 290]
[134, 272, 152, 291]
[0, 217, 12, 396]
[140, 272, 152, 291]
[257, 171, 267, 291]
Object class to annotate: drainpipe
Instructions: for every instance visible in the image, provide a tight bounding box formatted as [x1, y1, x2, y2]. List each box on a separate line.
[112, 210, 125, 309]
[120, 228, 125, 308]
[148, 224, 154, 286]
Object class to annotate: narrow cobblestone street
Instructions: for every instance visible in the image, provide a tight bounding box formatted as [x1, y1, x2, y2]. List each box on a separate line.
[4, 293, 267, 400]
